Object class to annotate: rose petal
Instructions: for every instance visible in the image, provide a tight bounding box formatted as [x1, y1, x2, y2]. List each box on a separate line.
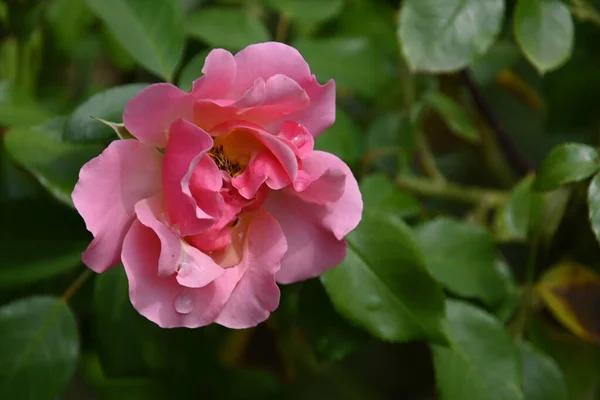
[163, 119, 223, 236]
[215, 209, 287, 328]
[231, 42, 312, 98]
[72, 140, 162, 273]
[122, 220, 239, 328]
[123, 83, 193, 148]
[192, 49, 237, 99]
[293, 150, 347, 204]
[135, 195, 224, 286]
[286, 77, 336, 138]
[264, 151, 362, 284]
[193, 74, 309, 132]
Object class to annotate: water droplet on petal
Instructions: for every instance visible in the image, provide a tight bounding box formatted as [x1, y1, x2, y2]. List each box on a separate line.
[174, 292, 195, 314]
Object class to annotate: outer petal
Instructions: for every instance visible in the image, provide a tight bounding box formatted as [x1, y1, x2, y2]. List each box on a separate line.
[191, 49, 237, 99]
[123, 83, 193, 148]
[286, 77, 336, 138]
[230, 42, 312, 98]
[264, 151, 362, 284]
[214, 209, 287, 328]
[72, 140, 162, 273]
[163, 119, 223, 236]
[193, 74, 309, 132]
[122, 220, 239, 328]
[134, 195, 224, 287]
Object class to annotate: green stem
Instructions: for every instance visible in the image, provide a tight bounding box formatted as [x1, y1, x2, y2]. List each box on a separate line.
[510, 236, 539, 339]
[396, 175, 508, 206]
[414, 131, 446, 182]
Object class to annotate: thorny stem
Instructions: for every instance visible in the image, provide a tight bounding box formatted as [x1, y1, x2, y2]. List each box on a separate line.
[396, 174, 509, 206]
[62, 269, 93, 302]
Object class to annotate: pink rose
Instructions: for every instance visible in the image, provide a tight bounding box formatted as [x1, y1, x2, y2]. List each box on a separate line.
[73, 42, 362, 328]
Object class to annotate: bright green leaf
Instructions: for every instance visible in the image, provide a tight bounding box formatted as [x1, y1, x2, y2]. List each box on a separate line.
[423, 92, 479, 142]
[264, 0, 343, 24]
[186, 8, 270, 51]
[534, 143, 599, 192]
[432, 300, 523, 400]
[587, 172, 600, 245]
[360, 173, 420, 219]
[514, 0, 574, 74]
[4, 117, 103, 206]
[293, 37, 391, 98]
[0, 296, 79, 400]
[416, 218, 506, 305]
[0, 200, 88, 287]
[520, 342, 568, 400]
[315, 107, 365, 165]
[63, 83, 148, 142]
[84, 0, 185, 80]
[178, 50, 210, 91]
[398, 0, 505, 72]
[321, 211, 447, 344]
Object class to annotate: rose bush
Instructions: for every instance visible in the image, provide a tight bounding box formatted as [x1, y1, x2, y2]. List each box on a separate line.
[72, 42, 362, 329]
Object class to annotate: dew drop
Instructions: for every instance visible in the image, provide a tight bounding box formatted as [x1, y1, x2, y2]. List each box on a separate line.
[174, 292, 195, 314]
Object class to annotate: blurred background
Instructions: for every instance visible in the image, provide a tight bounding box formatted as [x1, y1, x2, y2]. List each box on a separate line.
[2, 0, 600, 399]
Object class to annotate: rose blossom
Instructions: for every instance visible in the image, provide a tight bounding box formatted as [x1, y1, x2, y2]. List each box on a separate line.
[73, 42, 362, 328]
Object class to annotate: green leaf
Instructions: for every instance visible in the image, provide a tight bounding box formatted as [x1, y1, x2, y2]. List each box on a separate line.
[315, 107, 365, 165]
[534, 143, 599, 192]
[292, 37, 391, 98]
[298, 279, 367, 363]
[186, 8, 269, 51]
[264, 0, 343, 24]
[0, 81, 52, 128]
[0, 200, 87, 287]
[84, 0, 185, 80]
[514, 0, 574, 74]
[360, 174, 420, 219]
[495, 174, 544, 242]
[366, 113, 415, 174]
[46, 0, 94, 51]
[588, 172, 600, 245]
[63, 83, 148, 142]
[93, 266, 161, 377]
[423, 92, 479, 142]
[520, 342, 568, 400]
[336, 0, 399, 56]
[398, 0, 505, 72]
[416, 218, 506, 305]
[432, 300, 523, 400]
[529, 317, 600, 400]
[0, 296, 79, 400]
[321, 211, 447, 344]
[4, 117, 103, 206]
[178, 50, 210, 91]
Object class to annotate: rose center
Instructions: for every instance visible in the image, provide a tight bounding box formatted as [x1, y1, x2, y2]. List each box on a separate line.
[208, 134, 255, 177]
